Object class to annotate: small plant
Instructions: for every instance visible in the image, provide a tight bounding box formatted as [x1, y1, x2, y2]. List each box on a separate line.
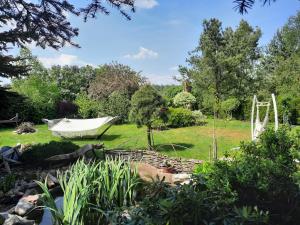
[192, 110, 207, 125]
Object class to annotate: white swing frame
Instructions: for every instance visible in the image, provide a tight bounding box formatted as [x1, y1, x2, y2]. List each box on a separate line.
[251, 93, 278, 141]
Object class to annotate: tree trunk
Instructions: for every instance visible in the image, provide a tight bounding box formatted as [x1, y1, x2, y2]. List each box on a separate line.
[147, 126, 153, 150]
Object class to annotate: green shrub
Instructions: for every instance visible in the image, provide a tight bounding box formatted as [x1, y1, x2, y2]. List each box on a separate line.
[127, 176, 268, 225]
[20, 141, 79, 163]
[202, 128, 300, 225]
[221, 98, 240, 119]
[0, 88, 35, 123]
[173, 91, 196, 109]
[278, 94, 300, 125]
[192, 110, 207, 125]
[12, 75, 60, 122]
[167, 107, 195, 128]
[75, 92, 104, 118]
[104, 91, 131, 123]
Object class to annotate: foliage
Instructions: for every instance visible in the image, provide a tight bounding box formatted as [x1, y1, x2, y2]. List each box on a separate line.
[221, 98, 240, 119]
[75, 92, 104, 119]
[49, 65, 95, 101]
[0, 87, 33, 122]
[130, 85, 165, 149]
[0, 174, 17, 193]
[104, 91, 131, 123]
[233, 0, 278, 14]
[88, 62, 145, 100]
[0, 0, 134, 78]
[37, 158, 140, 225]
[173, 91, 196, 109]
[56, 100, 78, 118]
[167, 107, 196, 128]
[184, 19, 261, 117]
[192, 110, 207, 125]
[12, 74, 60, 122]
[201, 128, 300, 225]
[20, 141, 79, 163]
[157, 85, 182, 106]
[127, 176, 268, 225]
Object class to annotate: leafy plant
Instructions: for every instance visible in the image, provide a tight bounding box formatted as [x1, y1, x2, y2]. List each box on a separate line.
[37, 158, 140, 225]
[173, 92, 196, 109]
[104, 91, 131, 123]
[202, 127, 300, 225]
[75, 92, 104, 118]
[167, 107, 195, 128]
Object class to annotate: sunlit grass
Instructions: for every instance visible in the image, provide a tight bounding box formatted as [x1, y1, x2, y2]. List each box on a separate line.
[0, 119, 255, 160]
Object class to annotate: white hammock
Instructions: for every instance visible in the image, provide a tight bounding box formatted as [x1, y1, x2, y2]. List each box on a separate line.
[43, 117, 116, 138]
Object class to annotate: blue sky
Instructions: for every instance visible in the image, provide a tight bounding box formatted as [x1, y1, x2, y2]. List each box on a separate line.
[2, 0, 300, 85]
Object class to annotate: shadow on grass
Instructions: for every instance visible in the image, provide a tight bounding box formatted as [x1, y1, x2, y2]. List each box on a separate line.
[100, 134, 121, 141]
[64, 134, 121, 142]
[155, 143, 194, 152]
[20, 141, 79, 163]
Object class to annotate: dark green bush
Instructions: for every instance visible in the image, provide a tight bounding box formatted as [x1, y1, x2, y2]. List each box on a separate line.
[167, 107, 195, 128]
[104, 91, 131, 123]
[20, 141, 79, 163]
[126, 176, 268, 225]
[75, 92, 105, 118]
[0, 88, 34, 123]
[202, 128, 300, 225]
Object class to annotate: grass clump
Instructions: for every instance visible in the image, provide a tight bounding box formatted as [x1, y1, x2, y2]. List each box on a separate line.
[37, 158, 140, 225]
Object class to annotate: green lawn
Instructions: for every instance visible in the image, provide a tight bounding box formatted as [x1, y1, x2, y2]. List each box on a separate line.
[0, 119, 252, 160]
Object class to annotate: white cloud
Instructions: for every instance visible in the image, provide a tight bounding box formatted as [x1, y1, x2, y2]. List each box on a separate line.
[135, 0, 158, 9]
[169, 66, 179, 71]
[124, 47, 158, 60]
[39, 54, 93, 67]
[147, 74, 179, 85]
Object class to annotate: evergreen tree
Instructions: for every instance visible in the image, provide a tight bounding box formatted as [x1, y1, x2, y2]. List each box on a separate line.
[129, 85, 165, 150]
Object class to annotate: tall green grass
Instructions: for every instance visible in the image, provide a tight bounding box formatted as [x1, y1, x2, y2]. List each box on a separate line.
[37, 158, 140, 225]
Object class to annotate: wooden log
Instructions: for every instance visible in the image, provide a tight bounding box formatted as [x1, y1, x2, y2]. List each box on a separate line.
[45, 144, 103, 162]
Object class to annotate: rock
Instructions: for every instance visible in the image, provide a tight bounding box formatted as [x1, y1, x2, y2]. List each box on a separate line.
[25, 182, 37, 189]
[0, 191, 4, 198]
[3, 215, 34, 225]
[21, 195, 40, 205]
[46, 173, 58, 188]
[23, 189, 38, 197]
[14, 199, 34, 216]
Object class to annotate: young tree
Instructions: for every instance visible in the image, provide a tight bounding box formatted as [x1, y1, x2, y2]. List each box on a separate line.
[129, 85, 165, 150]
[0, 0, 135, 78]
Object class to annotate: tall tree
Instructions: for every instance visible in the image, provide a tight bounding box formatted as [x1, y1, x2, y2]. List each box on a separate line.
[49, 65, 95, 101]
[0, 0, 135, 78]
[88, 62, 145, 100]
[258, 11, 300, 124]
[184, 19, 261, 116]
